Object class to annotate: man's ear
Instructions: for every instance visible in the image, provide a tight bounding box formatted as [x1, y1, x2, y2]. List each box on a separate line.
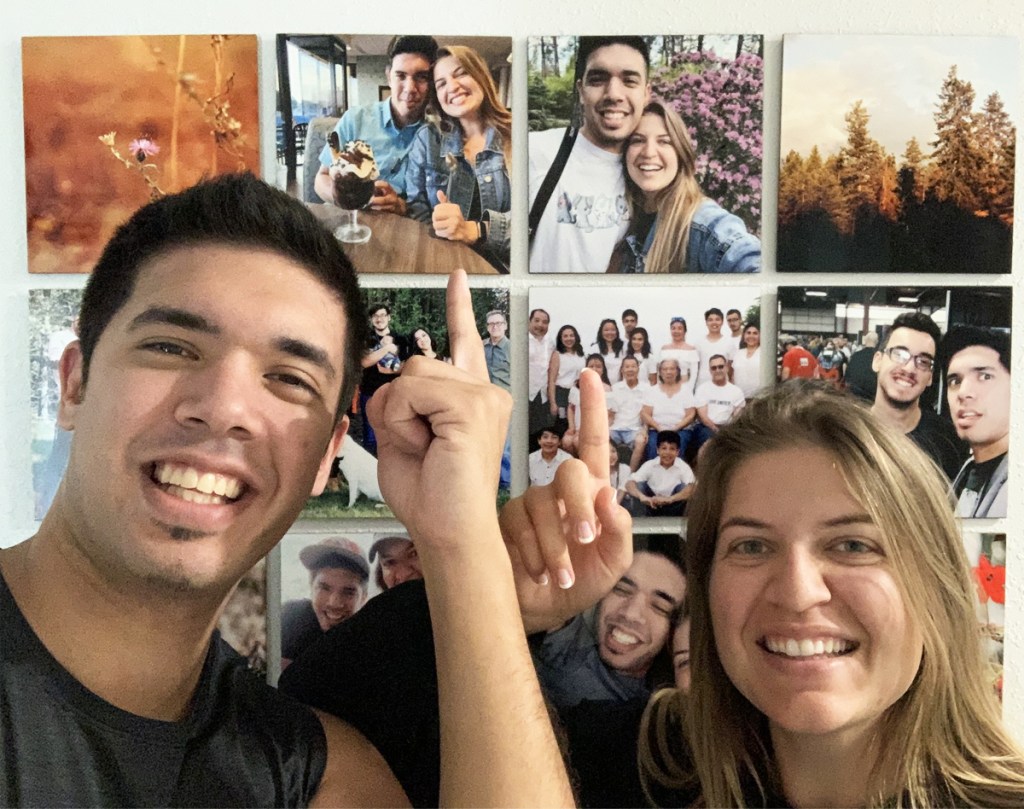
[871, 351, 883, 374]
[311, 415, 349, 496]
[644, 82, 652, 104]
[56, 341, 85, 431]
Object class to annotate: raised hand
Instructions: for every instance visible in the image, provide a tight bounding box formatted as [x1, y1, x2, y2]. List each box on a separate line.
[500, 370, 632, 634]
[366, 270, 509, 552]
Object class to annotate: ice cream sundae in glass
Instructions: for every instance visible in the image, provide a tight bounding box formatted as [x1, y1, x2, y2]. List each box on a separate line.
[328, 134, 379, 244]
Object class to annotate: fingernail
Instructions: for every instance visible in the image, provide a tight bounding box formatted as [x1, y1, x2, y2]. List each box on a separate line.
[578, 521, 595, 544]
[557, 568, 574, 589]
[536, 572, 550, 586]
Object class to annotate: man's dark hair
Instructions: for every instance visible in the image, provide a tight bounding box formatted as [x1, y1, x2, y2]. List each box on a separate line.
[622, 308, 638, 320]
[535, 424, 565, 443]
[386, 35, 438, 66]
[726, 309, 741, 319]
[655, 430, 681, 449]
[708, 354, 728, 368]
[704, 307, 724, 321]
[880, 312, 941, 352]
[78, 173, 364, 422]
[576, 37, 650, 76]
[940, 326, 1011, 374]
[368, 302, 392, 317]
[529, 308, 550, 321]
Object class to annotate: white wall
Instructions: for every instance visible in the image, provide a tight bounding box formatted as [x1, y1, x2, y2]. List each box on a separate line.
[4, 0, 1023, 738]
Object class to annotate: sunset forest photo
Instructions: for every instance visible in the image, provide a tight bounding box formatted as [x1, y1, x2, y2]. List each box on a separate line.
[778, 35, 1016, 274]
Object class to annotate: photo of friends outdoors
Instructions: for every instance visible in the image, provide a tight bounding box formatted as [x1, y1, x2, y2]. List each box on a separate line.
[301, 285, 510, 519]
[779, 35, 1017, 273]
[528, 285, 759, 520]
[527, 34, 763, 274]
[22, 34, 259, 274]
[962, 532, 1007, 701]
[274, 34, 511, 274]
[777, 285, 1011, 518]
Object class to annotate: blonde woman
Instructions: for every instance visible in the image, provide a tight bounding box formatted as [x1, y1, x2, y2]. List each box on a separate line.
[641, 382, 1024, 807]
[406, 45, 512, 266]
[608, 101, 759, 274]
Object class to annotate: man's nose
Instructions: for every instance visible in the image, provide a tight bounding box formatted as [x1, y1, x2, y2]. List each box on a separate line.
[173, 355, 261, 439]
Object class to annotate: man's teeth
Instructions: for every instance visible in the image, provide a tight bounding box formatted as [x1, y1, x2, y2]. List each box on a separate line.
[764, 637, 853, 657]
[155, 463, 243, 501]
[611, 628, 640, 646]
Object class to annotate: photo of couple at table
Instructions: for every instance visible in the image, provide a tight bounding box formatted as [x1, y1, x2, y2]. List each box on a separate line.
[276, 34, 511, 274]
[527, 35, 763, 274]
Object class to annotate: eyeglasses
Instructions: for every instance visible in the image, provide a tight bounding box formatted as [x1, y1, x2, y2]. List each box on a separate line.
[487, 321, 505, 327]
[882, 346, 934, 371]
[710, 364, 727, 371]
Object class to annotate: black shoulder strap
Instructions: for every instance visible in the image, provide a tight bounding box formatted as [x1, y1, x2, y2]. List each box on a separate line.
[528, 125, 578, 245]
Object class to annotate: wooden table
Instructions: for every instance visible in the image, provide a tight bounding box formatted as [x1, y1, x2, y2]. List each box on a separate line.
[307, 204, 501, 275]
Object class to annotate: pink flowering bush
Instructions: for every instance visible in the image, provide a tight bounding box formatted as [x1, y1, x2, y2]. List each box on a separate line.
[652, 50, 763, 234]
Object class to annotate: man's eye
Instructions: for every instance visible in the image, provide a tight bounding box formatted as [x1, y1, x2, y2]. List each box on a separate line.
[143, 341, 195, 359]
[268, 373, 316, 395]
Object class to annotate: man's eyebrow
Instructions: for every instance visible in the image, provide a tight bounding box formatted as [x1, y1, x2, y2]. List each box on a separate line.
[128, 306, 219, 335]
[653, 590, 680, 606]
[275, 337, 337, 381]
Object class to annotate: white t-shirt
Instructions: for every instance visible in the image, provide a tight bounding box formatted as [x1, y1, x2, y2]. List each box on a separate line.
[731, 346, 762, 399]
[630, 457, 696, 497]
[588, 342, 624, 383]
[694, 335, 736, 387]
[528, 128, 629, 273]
[529, 448, 572, 486]
[695, 381, 746, 427]
[529, 332, 554, 400]
[642, 385, 696, 428]
[609, 462, 632, 493]
[554, 352, 586, 389]
[608, 379, 650, 431]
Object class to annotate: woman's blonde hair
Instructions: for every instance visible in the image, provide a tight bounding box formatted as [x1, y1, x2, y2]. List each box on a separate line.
[623, 100, 703, 273]
[640, 381, 1024, 807]
[433, 45, 512, 169]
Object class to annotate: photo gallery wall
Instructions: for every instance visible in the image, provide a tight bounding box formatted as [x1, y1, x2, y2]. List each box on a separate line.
[21, 33, 1016, 674]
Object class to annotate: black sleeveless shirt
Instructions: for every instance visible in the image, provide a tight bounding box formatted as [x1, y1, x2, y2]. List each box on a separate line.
[0, 574, 327, 806]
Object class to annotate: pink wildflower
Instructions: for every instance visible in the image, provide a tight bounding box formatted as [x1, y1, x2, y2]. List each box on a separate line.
[129, 138, 160, 162]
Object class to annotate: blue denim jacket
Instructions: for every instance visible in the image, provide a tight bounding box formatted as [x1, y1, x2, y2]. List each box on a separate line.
[406, 123, 511, 263]
[617, 199, 760, 273]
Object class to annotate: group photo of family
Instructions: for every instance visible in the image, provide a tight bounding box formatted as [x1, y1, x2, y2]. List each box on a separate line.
[528, 285, 759, 518]
[274, 34, 512, 274]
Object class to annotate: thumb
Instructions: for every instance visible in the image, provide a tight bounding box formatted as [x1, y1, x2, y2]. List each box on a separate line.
[436, 190, 448, 204]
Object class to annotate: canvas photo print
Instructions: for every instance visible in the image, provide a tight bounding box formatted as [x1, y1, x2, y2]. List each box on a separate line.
[300, 285, 511, 519]
[274, 34, 512, 274]
[528, 284, 759, 520]
[22, 35, 259, 274]
[279, 529, 420, 671]
[527, 34, 763, 274]
[777, 285, 1011, 517]
[779, 34, 1017, 273]
[961, 531, 1006, 700]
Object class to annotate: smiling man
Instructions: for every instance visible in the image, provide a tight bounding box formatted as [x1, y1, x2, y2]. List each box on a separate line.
[281, 537, 369, 669]
[870, 312, 965, 481]
[0, 173, 582, 807]
[529, 37, 651, 273]
[315, 35, 438, 214]
[531, 549, 685, 708]
[940, 326, 1011, 518]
